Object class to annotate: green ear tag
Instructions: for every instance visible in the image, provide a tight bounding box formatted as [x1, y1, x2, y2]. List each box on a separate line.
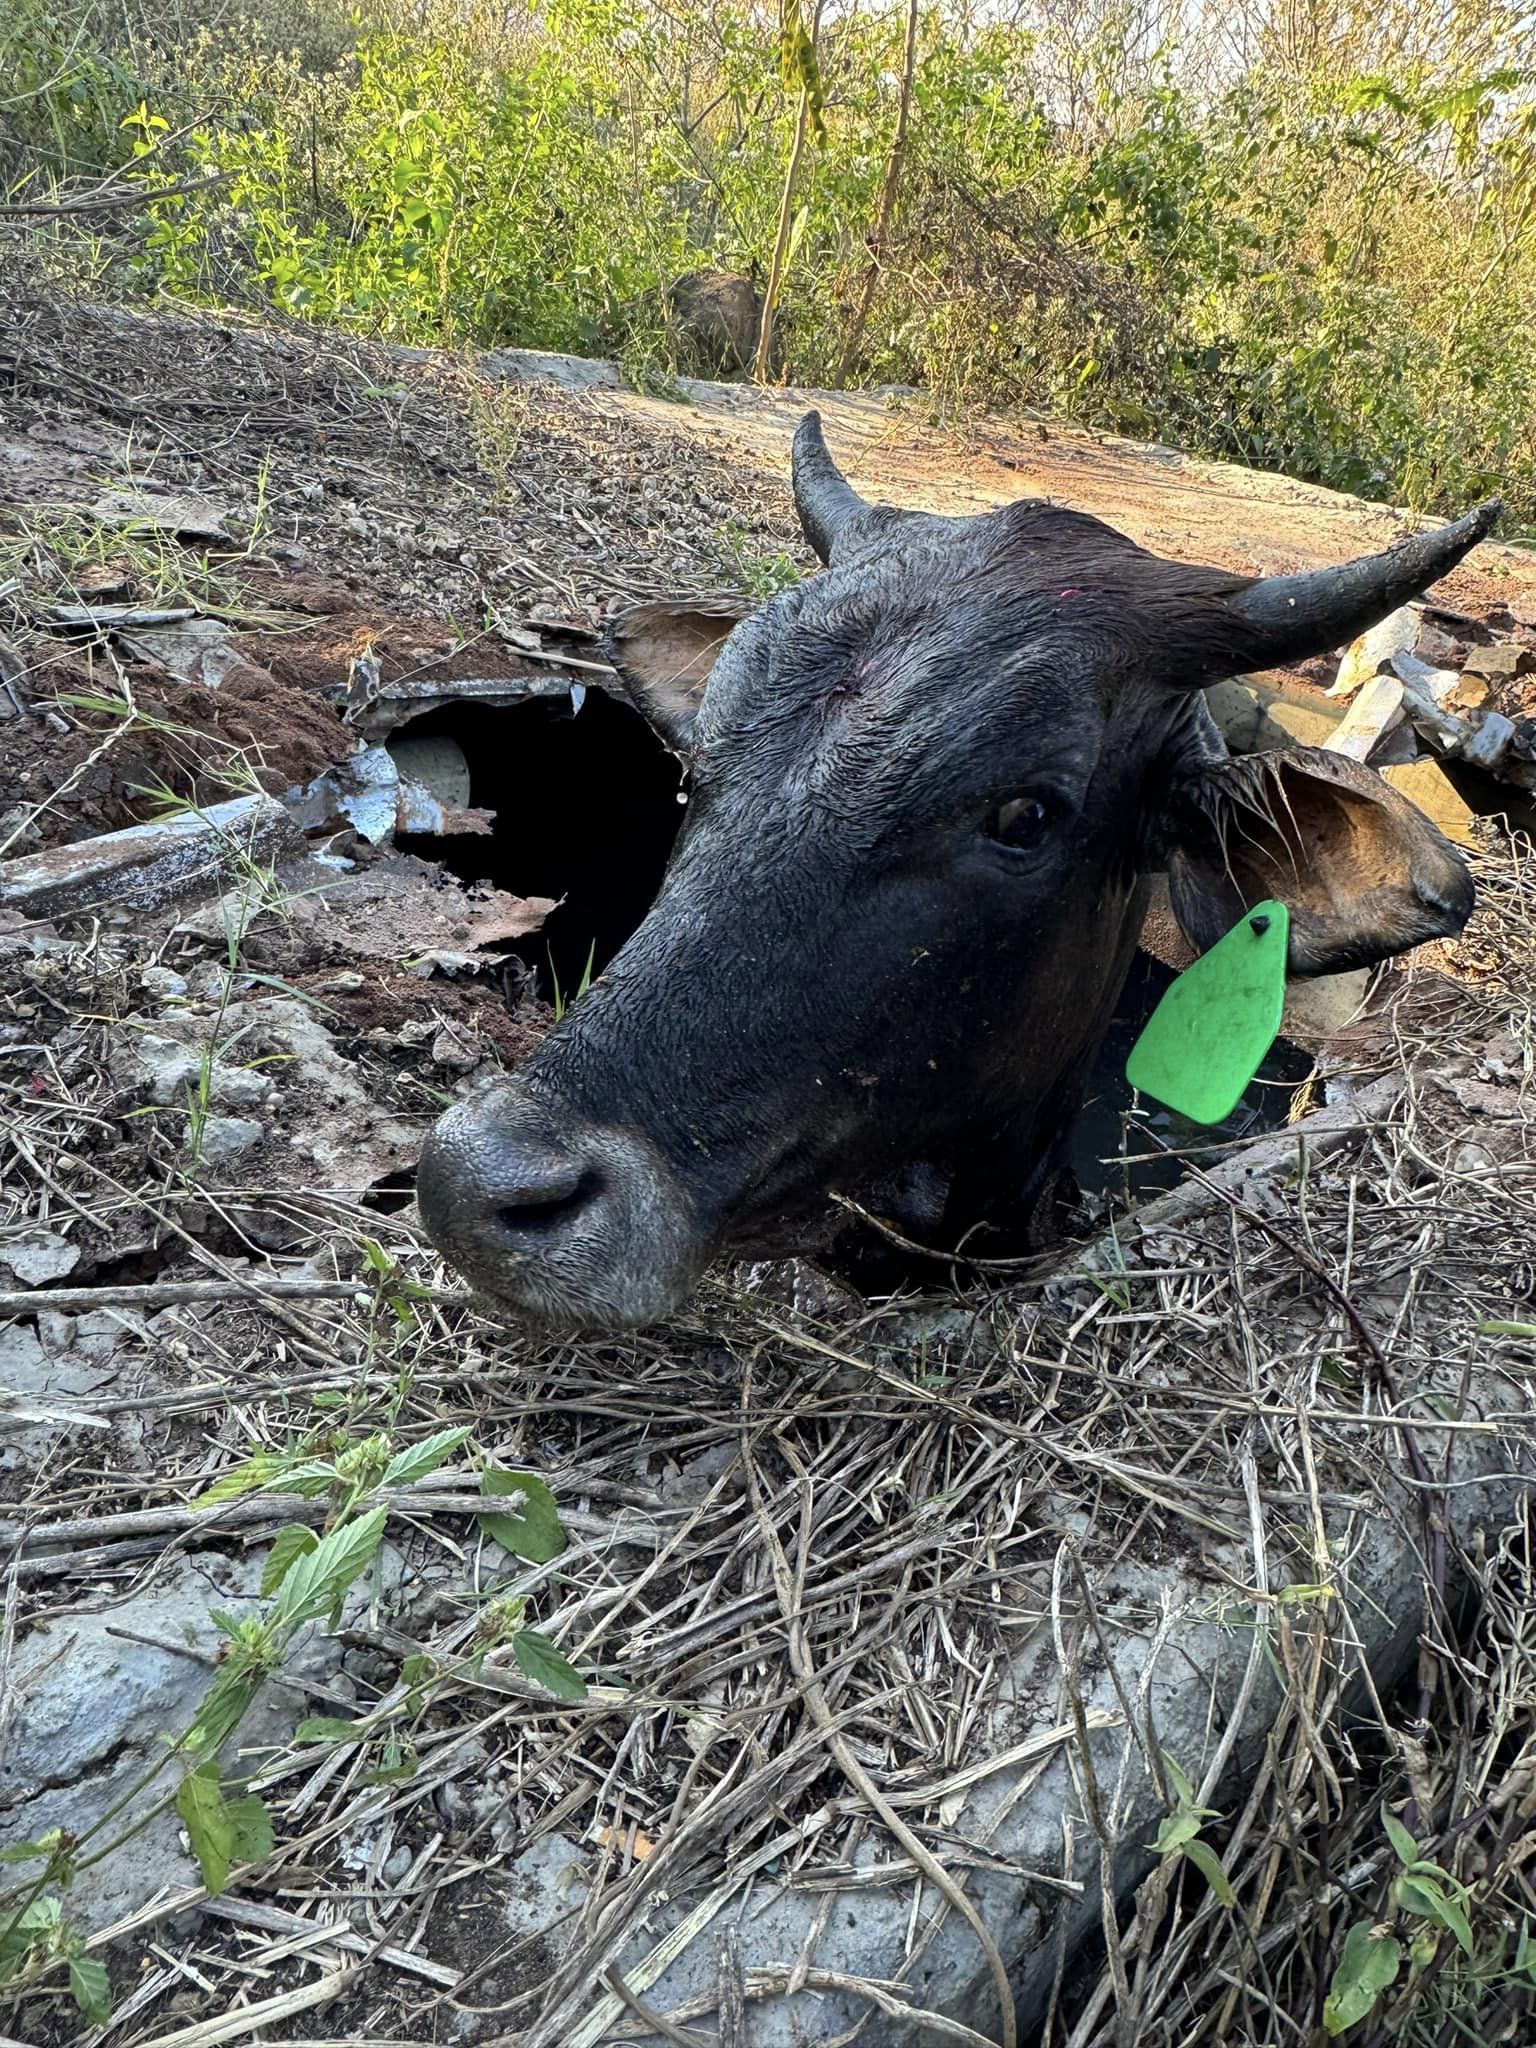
[1126, 900, 1290, 1126]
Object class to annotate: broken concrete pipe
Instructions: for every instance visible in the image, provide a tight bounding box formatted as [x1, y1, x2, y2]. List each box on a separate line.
[0, 794, 293, 922]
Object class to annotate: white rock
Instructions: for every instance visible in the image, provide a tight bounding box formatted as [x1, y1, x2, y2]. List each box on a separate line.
[1325, 673, 1405, 762]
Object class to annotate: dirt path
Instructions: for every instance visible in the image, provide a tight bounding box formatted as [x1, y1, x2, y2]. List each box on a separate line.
[609, 375, 1536, 615]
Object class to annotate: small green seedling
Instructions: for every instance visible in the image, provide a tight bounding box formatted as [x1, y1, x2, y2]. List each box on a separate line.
[1127, 899, 1290, 1125]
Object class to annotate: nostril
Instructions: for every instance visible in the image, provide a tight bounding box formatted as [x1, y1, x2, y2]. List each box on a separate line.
[489, 1160, 604, 1241]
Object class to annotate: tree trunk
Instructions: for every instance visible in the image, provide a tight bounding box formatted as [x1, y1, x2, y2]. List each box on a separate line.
[754, 85, 813, 384]
[834, 0, 920, 390]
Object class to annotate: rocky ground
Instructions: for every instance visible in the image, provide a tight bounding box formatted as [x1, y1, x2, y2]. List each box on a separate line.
[1, 277, 1535, 2047]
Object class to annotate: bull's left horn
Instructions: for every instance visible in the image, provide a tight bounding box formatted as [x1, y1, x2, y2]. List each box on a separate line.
[1226, 498, 1503, 670]
[792, 412, 869, 563]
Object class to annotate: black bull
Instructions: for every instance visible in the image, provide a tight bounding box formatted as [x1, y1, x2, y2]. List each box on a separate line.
[417, 415, 1495, 1328]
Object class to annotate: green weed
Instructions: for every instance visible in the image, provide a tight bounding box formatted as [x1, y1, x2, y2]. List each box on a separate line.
[4, 0, 1533, 520]
[0, 1368, 581, 2024]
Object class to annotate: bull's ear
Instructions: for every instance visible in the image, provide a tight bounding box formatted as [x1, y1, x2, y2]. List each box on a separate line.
[1161, 747, 1474, 977]
[602, 597, 750, 749]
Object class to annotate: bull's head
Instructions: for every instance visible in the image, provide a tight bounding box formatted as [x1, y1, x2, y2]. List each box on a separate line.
[417, 417, 1494, 1327]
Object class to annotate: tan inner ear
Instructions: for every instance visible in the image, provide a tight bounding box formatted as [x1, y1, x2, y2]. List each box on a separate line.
[1171, 748, 1472, 976]
[605, 598, 749, 734]
[1219, 762, 1404, 916]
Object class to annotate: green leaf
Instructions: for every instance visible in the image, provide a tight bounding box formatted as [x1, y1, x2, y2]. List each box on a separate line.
[1394, 1873, 1473, 1954]
[276, 1505, 387, 1629]
[294, 1715, 366, 1745]
[264, 1458, 341, 1497]
[401, 1654, 436, 1688]
[381, 1426, 472, 1492]
[362, 1733, 417, 1785]
[479, 1468, 567, 1564]
[0, 1894, 60, 1976]
[1151, 1811, 1203, 1853]
[176, 1765, 233, 1894]
[69, 1953, 112, 2025]
[0, 1838, 54, 1865]
[187, 1664, 262, 1755]
[225, 1795, 273, 1867]
[196, 1453, 285, 1507]
[1323, 1922, 1402, 2035]
[1162, 1752, 1197, 1807]
[1381, 1805, 1420, 1867]
[512, 1628, 586, 1702]
[1181, 1836, 1235, 1907]
[261, 1523, 318, 1597]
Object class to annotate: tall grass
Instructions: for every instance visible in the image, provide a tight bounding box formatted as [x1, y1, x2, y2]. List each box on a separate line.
[3, 0, 1535, 521]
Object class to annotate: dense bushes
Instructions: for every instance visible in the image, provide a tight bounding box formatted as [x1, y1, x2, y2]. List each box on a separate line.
[4, 0, 1535, 522]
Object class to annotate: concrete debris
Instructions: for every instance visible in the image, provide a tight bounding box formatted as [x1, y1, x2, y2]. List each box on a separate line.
[0, 1551, 365, 1931]
[1324, 672, 1405, 763]
[0, 1228, 81, 1287]
[1381, 758, 1480, 847]
[1391, 652, 1536, 789]
[139, 964, 190, 1002]
[341, 646, 382, 720]
[42, 602, 199, 631]
[1462, 639, 1536, 682]
[0, 1323, 115, 1467]
[117, 616, 262, 690]
[194, 1115, 266, 1163]
[110, 997, 420, 1209]
[90, 486, 230, 541]
[388, 733, 472, 808]
[111, 1028, 274, 1110]
[430, 1019, 485, 1071]
[291, 744, 496, 849]
[0, 793, 294, 920]
[176, 863, 551, 976]
[1204, 676, 1341, 754]
[344, 670, 590, 744]
[1328, 604, 1421, 697]
[1463, 709, 1520, 771]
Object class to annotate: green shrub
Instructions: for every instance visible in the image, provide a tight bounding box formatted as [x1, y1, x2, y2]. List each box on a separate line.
[4, 0, 1535, 523]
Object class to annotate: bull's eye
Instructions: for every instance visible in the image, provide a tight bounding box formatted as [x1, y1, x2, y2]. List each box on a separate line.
[983, 796, 1056, 854]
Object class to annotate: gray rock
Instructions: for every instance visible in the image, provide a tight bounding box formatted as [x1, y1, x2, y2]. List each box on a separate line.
[140, 965, 189, 1002]
[0, 794, 293, 920]
[0, 1228, 80, 1287]
[502, 1834, 587, 1958]
[111, 1030, 274, 1111]
[0, 1556, 344, 1930]
[194, 1115, 265, 1164]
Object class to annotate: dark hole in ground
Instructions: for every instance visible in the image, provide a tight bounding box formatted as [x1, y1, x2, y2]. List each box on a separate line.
[391, 689, 683, 999]
[362, 1166, 419, 1215]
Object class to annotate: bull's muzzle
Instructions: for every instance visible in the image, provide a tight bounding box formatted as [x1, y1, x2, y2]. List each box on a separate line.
[414, 1084, 701, 1330]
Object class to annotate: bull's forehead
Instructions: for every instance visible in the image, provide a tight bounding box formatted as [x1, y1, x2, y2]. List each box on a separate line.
[692, 503, 1251, 803]
[694, 549, 1122, 798]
